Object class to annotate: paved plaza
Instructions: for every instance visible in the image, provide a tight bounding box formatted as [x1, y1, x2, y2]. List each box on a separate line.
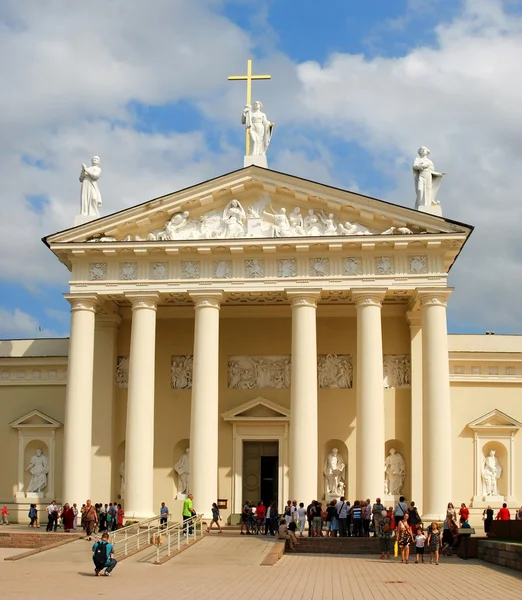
[1, 535, 521, 599]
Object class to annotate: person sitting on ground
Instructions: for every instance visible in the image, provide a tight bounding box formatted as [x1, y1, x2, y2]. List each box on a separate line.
[277, 519, 296, 550]
[92, 532, 117, 577]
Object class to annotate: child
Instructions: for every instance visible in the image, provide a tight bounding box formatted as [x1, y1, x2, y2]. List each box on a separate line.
[427, 522, 441, 565]
[414, 526, 426, 563]
[207, 502, 222, 533]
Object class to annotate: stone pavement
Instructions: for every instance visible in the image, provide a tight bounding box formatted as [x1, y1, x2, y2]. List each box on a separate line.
[1, 535, 521, 600]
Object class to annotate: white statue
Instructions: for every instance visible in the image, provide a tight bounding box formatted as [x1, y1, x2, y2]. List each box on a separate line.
[222, 200, 246, 238]
[323, 448, 346, 498]
[288, 207, 305, 235]
[174, 448, 190, 496]
[384, 448, 406, 495]
[338, 221, 372, 236]
[25, 449, 49, 493]
[319, 211, 337, 235]
[482, 450, 502, 497]
[79, 156, 102, 216]
[119, 461, 125, 499]
[242, 101, 272, 156]
[263, 206, 293, 237]
[413, 146, 445, 209]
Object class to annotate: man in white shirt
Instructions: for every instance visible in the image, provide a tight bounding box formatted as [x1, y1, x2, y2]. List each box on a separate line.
[46, 500, 58, 532]
[336, 497, 350, 537]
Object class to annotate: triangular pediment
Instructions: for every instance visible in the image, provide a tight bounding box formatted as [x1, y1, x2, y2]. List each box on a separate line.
[222, 397, 290, 421]
[10, 409, 62, 429]
[45, 166, 471, 248]
[467, 409, 522, 431]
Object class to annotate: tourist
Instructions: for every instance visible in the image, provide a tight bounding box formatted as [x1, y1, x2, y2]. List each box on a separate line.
[240, 501, 251, 535]
[496, 503, 511, 520]
[483, 505, 494, 533]
[82, 500, 98, 540]
[256, 501, 266, 528]
[109, 503, 117, 531]
[427, 522, 441, 564]
[336, 496, 349, 537]
[183, 494, 195, 536]
[1, 505, 9, 525]
[267, 502, 278, 536]
[159, 502, 169, 527]
[297, 502, 307, 537]
[99, 504, 108, 532]
[61, 503, 75, 532]
[372, 498, 385, 534]
[350, 500, 363, 537]
[397, 512, 413, 563]
[446, 502, 457, 523]
[28, 504, 38, 528]
[407, 501, 420, 529]
[46, 500, 59, 532]
[288, 516, 298, 542]
[284, 500, 293, 525]
[414, 526, 426, 564]
[394, 496, 408, 524]
[325, 500, 337, 537]
[311, 501, 322, 537]
[377, 509, 393, 560]
[92, 532, 117, 577]
[207, 502, 222, 533]
[441, 515, 456, 555]
[277, 519, 296, 550]
[515, 506, 522, 520]
[291, 500, 298, 523]
[117, 504, 124, 529]
[458, 503, 469, 525]
[363, 499, 372, 537]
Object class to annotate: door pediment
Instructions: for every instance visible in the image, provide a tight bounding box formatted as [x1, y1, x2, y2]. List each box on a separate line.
[468, 409, 522, 432]
[222, 397, 290, 421]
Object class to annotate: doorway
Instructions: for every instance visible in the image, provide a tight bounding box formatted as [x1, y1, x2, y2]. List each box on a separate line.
[242, 441, 279, 508]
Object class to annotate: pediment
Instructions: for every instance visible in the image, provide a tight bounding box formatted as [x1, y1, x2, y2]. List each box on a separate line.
[467, 409, 522, 431]
[10, 409, 62, 429]
[45, 166, 471, 247]
[221, 397, 290, 421]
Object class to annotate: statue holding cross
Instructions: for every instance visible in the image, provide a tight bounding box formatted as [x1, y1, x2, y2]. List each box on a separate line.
[228, 59, 273, 166]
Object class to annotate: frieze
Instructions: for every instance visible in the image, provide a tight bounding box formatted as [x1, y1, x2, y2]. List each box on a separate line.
[375, 256, 394, 275]
[150, 262, 169, 280]
[310, 258, 329, 277]
[318, 355, 353, 388]
[383, 355, 411, 388]
[213, 260, 232, 279]
[116, 356, 129, 389]
[278, 258, 296, 278]
[89, 262, 107, 281]
[245, 259, 264, 278]
[228, 356, 291, 389]
[171, 355, 193, 389]
[0, 367, 67, 386]
[120, 262, 138, 280]
[409, 255, 427, 274]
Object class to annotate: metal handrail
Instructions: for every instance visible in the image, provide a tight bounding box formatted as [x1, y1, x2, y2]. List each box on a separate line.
[109, 514, 164, 558]
[151, 514, 205, 564]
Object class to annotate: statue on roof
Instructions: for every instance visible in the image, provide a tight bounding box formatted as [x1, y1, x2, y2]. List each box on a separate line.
[413, 147, 445, 209]
[242, 101, 273, 157]
[79, 156, 102, 217]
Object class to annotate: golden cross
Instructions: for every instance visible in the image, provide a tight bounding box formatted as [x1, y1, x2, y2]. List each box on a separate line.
[228, 58, 271, 156]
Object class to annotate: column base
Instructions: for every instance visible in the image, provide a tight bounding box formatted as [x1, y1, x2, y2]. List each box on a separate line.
[124, 511, 156, 520]
[471, 495, 505, 509]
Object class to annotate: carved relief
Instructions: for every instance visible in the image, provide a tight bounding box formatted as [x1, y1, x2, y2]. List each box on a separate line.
[318, 355, 353, 388]
[213, 260, 232, 279]
[181, 261, 200, 279]
[119, 262, 138, 280]
[245, 259, 265, 278]
[375, 256, 394, 275]
[277, 258, 296, 278]
[383, 355, 411, 388]
[506, 366, 516, 375]
[116, 356, 129, 390]
[310, 258, 329, 277]
[151, 262, 168, 280]
[89, 262, 107, 281]
[409, 255, 427, 274]
[343, 257, 361, 276]
[171, 355, 193, 389]
[228, 356, 291, 389]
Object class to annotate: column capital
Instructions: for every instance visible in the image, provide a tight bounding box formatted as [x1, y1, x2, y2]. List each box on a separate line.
[286, 288, 322, 308]
[416, 287, 453, 308]
[189, 291, 223, 310]
[352, 288, 387, 307]
[125, 292, 160, 311]
[64, 294, 98, 313]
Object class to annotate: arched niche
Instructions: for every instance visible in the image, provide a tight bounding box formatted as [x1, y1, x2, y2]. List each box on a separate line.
[173, 438, 190, 499]
[384, 438, 408, 501]
[481, 440, 508, 497]
[322, 439, 348, 501]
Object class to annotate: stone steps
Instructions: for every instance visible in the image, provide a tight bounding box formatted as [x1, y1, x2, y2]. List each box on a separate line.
[290, 537, 380, 554]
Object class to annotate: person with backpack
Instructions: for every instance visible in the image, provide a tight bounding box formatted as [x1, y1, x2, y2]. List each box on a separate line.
[394, 496, 408, 524]
[92, 532, 117, 576]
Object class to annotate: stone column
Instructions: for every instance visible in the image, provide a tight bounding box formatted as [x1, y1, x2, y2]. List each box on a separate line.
[418, 289, 453, 521]
[62, 294, 98, 506]
[353, 289, 387, 500]
[124, 293, 159, 519]
[287, 289, 321, 503]
[189, 292, 223, 517]
[407, 310, 423, 512]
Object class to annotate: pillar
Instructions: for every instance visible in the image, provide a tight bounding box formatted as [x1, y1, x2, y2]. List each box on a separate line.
[62, 294, 98, 506]
[124, 293, 159, 518]
[287, 289, 321, 503]
[189, 292, 223, 517]
[418, 289, 453, 520]
[353, 289, 387, 500]
[407, 310, 423, 512]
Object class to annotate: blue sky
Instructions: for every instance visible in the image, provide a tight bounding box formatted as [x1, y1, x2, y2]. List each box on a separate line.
[1, 0, 522, 338]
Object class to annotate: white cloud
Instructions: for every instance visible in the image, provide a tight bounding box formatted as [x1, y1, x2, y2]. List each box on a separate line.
[0, 307, 61, 339]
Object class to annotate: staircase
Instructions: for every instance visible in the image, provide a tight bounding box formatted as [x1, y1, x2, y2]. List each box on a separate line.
[291, 536, 380, 554]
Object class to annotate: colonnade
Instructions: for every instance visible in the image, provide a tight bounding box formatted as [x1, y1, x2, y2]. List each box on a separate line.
[62, 287, 453, 519]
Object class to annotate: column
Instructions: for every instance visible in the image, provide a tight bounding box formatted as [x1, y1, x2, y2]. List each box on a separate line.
[189, 292, 223, 517]
[62, 294, 98, 506]
[353, 289, 387, 500]
[407, 310, 423, 512]
[287, 289, 321, 503]
[124, 293, 159, 518]
[418, 289, 453, 520]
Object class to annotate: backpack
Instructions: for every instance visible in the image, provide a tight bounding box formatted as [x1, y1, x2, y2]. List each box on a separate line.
[93, 541, 108, 570]
[284, 506, 291, 516]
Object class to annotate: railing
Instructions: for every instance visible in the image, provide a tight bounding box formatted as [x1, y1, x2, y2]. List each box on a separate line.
[109, 514, 164, 558]
[151, 514, 205, 564]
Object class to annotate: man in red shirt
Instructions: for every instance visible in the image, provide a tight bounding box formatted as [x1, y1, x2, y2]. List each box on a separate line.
[496, 503, 511, 520]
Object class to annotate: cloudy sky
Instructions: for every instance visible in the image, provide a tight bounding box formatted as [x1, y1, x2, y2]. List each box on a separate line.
[1, 0, 521, 338]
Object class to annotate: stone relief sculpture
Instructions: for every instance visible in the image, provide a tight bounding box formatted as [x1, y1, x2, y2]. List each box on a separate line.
[481, 450, 502, 497]
[242, 101, 272, 156]
[116, 356, 129, 390]
[79, 156, 102, 217]
[413, 146, 445, 209]
[324, 448, 346, 498]
[171, 355, 193, 389]
[383, 355, 411, 389]
[119, 460, 125, 499]
[228, 356, 291, 389]
[222, 200, 247, 238]
[384, 448, 406, 495]
[174, 448, 190, 496]
[25, 449, 49, 493]
[317, 355, 353, 388]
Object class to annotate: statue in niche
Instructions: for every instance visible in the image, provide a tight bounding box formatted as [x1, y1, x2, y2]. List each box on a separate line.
[413, 146, 445, 209]
[242, 101, 272, 156]
[222, 199, 246, 238]
[384, 448, 406, 495]
[119, 461, 125, 499]
[323, 448, 346, 498]
[79, 156, 102, 217]
[481, 450, 502, 497]
[25, 449, 49, 493]
[174, 448, 190, 496]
